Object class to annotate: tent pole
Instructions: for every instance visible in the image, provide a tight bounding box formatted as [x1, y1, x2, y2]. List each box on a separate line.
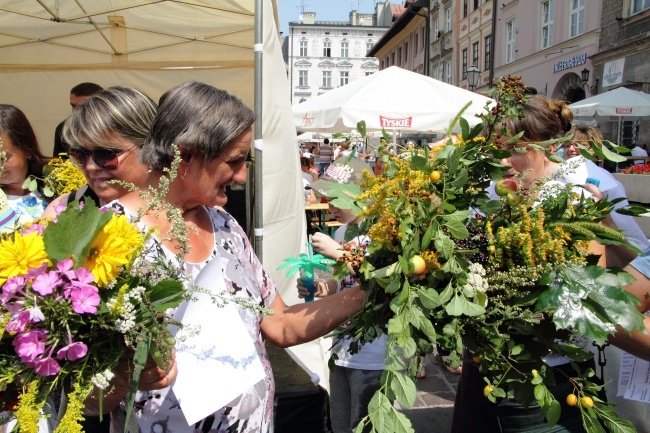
[254, 0, 264, 259]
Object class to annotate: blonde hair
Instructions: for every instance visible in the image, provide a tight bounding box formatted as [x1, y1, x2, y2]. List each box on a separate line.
[501, 95, 573, 142]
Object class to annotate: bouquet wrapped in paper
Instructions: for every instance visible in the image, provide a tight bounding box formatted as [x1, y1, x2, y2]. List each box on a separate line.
[0, 199, 185, 432]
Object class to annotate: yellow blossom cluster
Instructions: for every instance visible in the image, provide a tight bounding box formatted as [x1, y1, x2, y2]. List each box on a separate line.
[45, 158, 86, 196]
[14, 381, 44, 433]
[420, 250, 442, 273]
[489, 207, 572, 270]
[53, 382, 93, 433]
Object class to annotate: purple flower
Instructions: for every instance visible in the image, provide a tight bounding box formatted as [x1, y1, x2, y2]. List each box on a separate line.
[22, 223, 45, 236]
[32, 271, 62, 296]
[53, 203, 67, 215]
[13, 329, 46, 363]
[6, 311, 30, 333]
[56, 341, 88, 361]
[34, 357, 60, 376]
[73, 267, 95, 285]
[1, 276, 26, 304]
[26, 262, 48, 280]
[69, 285, 100, 314]
[56, 259, 76, 280]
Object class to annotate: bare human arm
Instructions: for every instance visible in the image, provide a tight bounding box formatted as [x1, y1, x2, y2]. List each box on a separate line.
[261, 286, 365, 348]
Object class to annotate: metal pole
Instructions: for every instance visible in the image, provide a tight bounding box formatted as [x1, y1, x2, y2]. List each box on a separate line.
[254, 0, 264, 259]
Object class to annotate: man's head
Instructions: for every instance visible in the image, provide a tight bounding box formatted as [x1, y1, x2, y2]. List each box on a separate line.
[69, 82, 103, 111]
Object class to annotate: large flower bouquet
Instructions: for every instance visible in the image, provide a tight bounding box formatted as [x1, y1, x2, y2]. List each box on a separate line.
[328, 77, 646, 433]
[0, 199, 186, 432]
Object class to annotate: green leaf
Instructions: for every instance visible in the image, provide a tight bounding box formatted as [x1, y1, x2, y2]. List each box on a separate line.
[390, 371, 417, 408]
[124, 335, 151, 430]
[594, 403, 637, 433]
[444, 220, 469, 240]
[418, 287, 441, 309]
[460, 117, 470, 138]
[445, 294, 485, 317]
[148, 281, 185, 311]
[545, 400, 561, 427]
[366, 392, 395, 432]
[357, 120, 367, 137]
[434, 230, 455, 259]
[43, 200, 112, 265]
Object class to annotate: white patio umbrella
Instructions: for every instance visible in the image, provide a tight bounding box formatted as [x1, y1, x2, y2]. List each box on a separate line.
[293, 66, 494, 134]
[568, 87, 650, 117]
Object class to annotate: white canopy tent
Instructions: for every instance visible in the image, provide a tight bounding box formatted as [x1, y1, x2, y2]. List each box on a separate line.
[568, 87, 650, 117]
[293, 66, 494, 133]
[0, 0, 329, 390]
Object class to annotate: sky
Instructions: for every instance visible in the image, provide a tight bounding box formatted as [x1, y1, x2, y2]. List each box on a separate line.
[276, 0, 379, 35]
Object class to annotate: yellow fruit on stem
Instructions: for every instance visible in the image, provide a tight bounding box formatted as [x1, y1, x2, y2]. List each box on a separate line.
[566, 394, 578, 407]
[580, 396, 594, 408]
[430, 171, 441, 182]
[483, 385, 493, 397]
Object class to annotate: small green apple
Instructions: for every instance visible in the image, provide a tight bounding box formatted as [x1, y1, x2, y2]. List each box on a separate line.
[409, 255, 426, 276]
[506, 191, 522, 206]
[494, 179, 517, 197]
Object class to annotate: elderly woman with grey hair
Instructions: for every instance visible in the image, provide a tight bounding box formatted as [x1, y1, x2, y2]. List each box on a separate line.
[43, 86, 156, 217]
[89, 81, 366, 433]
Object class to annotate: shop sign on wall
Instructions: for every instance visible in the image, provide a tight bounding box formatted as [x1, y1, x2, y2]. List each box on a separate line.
[552, 53, 587, 73]
[603, 58, 625, 87]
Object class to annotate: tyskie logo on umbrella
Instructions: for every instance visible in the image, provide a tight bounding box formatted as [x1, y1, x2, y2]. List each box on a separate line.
[379, 115, 412, 128]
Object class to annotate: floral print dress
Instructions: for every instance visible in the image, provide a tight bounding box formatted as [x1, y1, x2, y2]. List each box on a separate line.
[113, 203, 277, 433]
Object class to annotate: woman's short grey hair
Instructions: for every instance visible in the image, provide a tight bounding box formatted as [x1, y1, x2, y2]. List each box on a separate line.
[62, 86, 157, 150]
[139, 81, 256, 169]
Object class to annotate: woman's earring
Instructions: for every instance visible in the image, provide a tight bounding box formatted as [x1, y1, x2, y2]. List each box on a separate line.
[181, 170, 187, 179]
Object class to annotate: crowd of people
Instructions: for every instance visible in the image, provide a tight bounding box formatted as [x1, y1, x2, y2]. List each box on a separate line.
[1, 82, 650, 433]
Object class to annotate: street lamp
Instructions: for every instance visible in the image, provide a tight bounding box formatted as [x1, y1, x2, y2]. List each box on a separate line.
[581, 68, 598, 95]
[467, 66, 480, 91]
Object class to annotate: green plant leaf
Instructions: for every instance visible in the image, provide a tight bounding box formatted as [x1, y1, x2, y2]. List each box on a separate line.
[390, 371, 417, 408]
[124, 334, 151, 431]
[445, 294, 485, 317]
[43, 200, 112, 265]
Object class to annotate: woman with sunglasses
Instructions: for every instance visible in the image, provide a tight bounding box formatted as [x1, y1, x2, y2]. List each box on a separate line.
[0, 104, 50, 223]
[43, 86, 155, 217]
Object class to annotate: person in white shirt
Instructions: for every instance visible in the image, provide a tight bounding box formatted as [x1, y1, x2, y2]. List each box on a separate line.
[631, 143, 648, 165]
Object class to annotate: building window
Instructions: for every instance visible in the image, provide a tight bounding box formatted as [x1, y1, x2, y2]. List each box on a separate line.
[463, 0, 468, 17]
[541, 0, 554, 49]
[446, 9, 452, 32]
[340, 71, 349, 86]
[462, 48, 468, 79]
[366, 40, 373, 53]
[473, 0, 480, 10]
[506, 20, 516, 63]
[415, 33, 419, 53]
[322, 70, 332, 87]
[433, 66, 439, 80]
[323, 39, 331, 57]
[570, 0, 584, 38]
[434, 18, 439, 40]
[298, 70, 308, 86]
[444, 60, 451, 84]
[484, 35, 491, 70]
[472, 42, 479, 68]
[365, 71, 374, 76]
[299, 38, 308, 57]
[398, 47, 402, 65]
[341, 40, 349, 58]
[404, 42, 409, 65]
[391, 52, 395, 65]
[631, 0, 650, 14]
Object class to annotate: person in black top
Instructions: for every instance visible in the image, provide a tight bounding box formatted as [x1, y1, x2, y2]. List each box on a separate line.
[52, 82, 103, 157]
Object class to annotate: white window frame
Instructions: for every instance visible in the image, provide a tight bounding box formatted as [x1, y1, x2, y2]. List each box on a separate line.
[631, 0, 650, 14]
[323, 39, 331, 57]
[444, 60, 451, 84]
[298, 70, 308, 87]
[434, 18, 439, 40]
[433, 66, 439, 80]
[506, 20, 516, 63]
[340, 40, 349, 58]
[570, 0, 584, 38]
[339, 70, 349, 86]
[299, 38, 308, 57]
[446, 9, 452, 33]
[541, 0, 554, 49]
[322, 70, 332, 87]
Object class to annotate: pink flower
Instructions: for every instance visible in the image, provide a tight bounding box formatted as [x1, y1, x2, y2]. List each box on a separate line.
[56, 259, 76, 280]
[6, 311, 30, 333]
[53, 203, 67, 215]
[73, 267, 95, 285]
[56, 342, 88, 361]
[68, 284, 100, 314]
[26, 262, 48, 280]
[22, 223, 45, 236]
[32, 271, 62, 296]
[1, 276, 26, 304]
[34, 357, 60, 376]
[13, 330, 46, 363]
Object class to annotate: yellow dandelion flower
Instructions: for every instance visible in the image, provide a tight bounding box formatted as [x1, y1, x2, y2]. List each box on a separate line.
[14, 381, 44, 433]
[0, 231, 50, 284]
[83, 214, 144, 286]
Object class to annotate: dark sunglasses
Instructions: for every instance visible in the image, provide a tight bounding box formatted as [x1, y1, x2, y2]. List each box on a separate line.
[68, 145, 135, 170]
